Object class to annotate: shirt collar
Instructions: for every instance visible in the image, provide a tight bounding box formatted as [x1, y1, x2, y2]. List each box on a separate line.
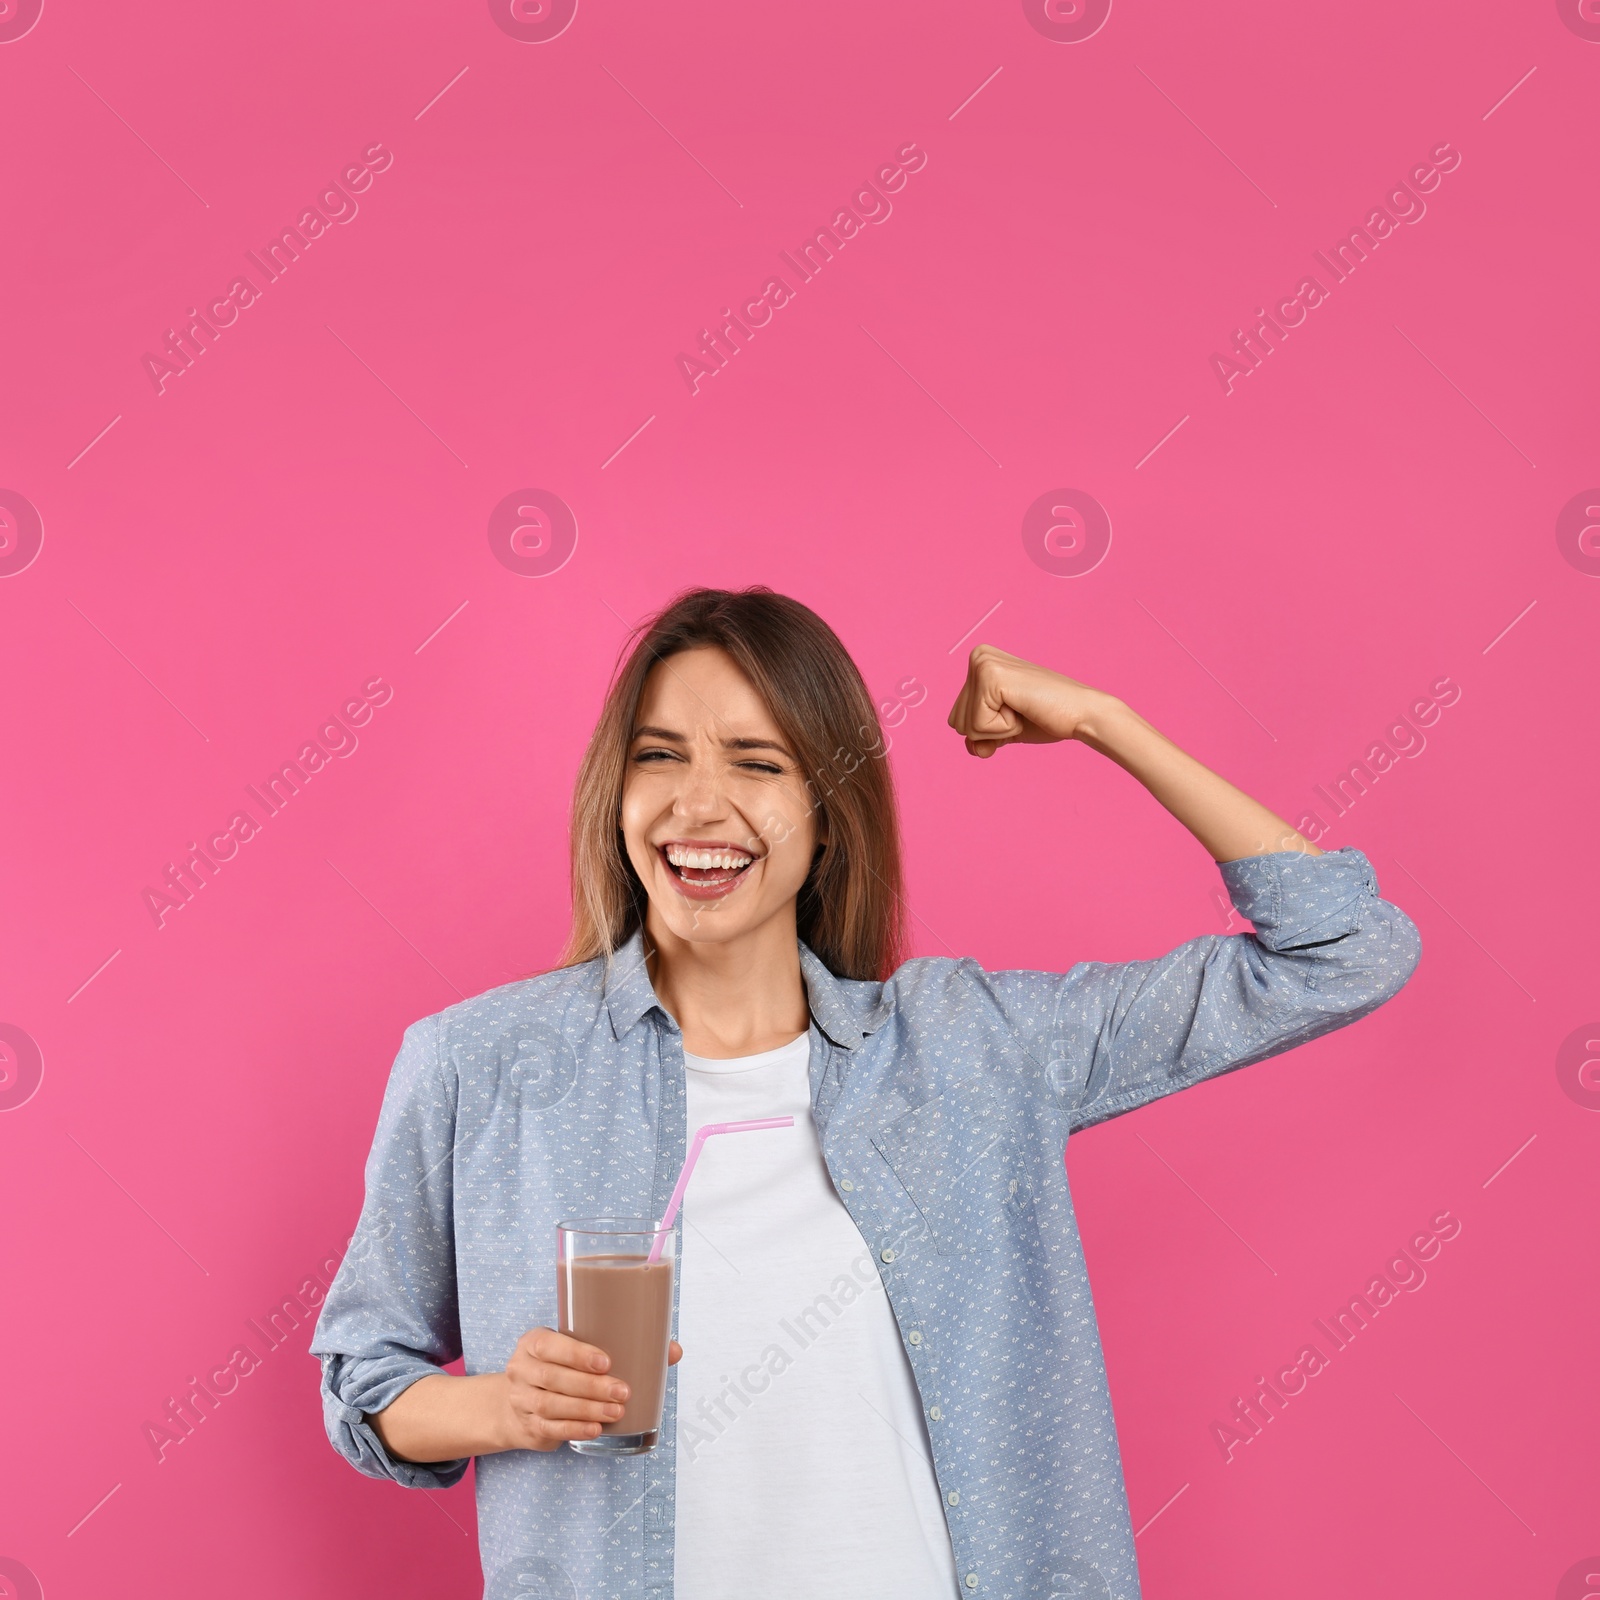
[601, 926, 885, 1049]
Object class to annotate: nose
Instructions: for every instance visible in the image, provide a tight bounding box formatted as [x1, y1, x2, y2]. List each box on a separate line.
[671, 748, 727, 823]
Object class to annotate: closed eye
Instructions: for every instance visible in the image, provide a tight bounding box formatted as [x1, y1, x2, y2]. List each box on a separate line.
[631, 748, 784, 776]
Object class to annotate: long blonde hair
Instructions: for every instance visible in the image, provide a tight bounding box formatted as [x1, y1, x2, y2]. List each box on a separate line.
[560, 586, 906, 981]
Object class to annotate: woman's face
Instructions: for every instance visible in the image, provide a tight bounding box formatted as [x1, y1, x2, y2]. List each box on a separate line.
[621, 646, 820, 950]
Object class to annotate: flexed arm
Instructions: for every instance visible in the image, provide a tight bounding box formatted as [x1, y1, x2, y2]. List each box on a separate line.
[946, 644, 1320, 863]
[950, 647, 1422, 1128]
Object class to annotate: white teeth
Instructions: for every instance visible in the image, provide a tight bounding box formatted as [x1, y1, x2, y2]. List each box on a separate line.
[664, 845, 754, 871]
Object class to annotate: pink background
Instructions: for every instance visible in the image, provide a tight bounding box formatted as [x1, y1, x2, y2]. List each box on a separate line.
[2, 0, 1597, 1594]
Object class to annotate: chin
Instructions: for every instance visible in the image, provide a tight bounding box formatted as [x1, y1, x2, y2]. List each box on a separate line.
[644, 881, 786, 947]
[656, 905, 752, 944]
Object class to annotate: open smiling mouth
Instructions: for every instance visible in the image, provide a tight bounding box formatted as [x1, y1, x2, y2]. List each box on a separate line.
[658, 843, 757, 897]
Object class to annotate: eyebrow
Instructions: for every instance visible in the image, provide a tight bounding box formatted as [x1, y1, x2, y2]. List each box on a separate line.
[631, 725, 794, 758]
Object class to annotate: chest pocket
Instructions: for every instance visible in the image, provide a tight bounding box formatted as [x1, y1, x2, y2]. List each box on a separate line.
[871, 1079, 1026, 1257]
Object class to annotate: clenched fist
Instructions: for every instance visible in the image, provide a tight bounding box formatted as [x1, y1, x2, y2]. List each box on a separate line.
[946, 645, 1120, 758]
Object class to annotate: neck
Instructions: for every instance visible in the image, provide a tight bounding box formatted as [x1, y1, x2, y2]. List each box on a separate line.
[643, 907, 810, 1059]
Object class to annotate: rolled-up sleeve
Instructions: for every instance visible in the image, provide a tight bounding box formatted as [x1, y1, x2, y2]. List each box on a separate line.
[310, 1014, 470, 1489]
[993, 847, 1421, 1131]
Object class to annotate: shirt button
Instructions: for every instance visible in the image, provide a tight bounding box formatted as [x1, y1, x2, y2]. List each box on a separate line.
[947, 1489, 959, 1506]
[841, 1179, 855, 1192]
[965, 1575, 979, 1590]
[908, 1330, 922, 1346]
[881, 1247, 895, 1263]
[929, 1405, 942, 1421]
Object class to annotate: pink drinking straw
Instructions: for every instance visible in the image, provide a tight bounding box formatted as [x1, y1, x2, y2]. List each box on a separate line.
[645, 1117, 794, 1262]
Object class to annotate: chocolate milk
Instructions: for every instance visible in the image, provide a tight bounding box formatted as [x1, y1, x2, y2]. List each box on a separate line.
[557, 1253, 675, 1441]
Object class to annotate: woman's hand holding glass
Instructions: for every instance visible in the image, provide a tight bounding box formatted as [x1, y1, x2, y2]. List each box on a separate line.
[499, 1327, 685, 1452]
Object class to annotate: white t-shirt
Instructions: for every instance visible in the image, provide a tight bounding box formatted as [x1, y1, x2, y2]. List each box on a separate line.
[673, 1032, 959, 1599]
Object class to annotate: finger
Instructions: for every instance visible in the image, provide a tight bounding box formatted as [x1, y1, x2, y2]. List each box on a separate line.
[528, 1416, 606, 1449]
[511, 1356, 630, 1404]
[522, 1327, 614, 1375]
[667, 1341, 683, 1365]
[532, 1391, 627, 1425]
[952, 680, 1008, 741]
[975, 670, 1023, 736]
[946, 645, 986, 731]
[957, 665, 1021, 743]
[965, 705, 1020, 743]
[946, 675, 972, 733]
[504, 1407, 596, 1451]
[966, 717, 1017, 753]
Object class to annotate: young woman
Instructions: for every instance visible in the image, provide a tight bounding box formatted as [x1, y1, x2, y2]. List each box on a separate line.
[312, 587, 1420, 1600]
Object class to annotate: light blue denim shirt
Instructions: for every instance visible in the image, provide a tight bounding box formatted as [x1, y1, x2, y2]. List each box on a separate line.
[312, 846, 1420, 1599]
